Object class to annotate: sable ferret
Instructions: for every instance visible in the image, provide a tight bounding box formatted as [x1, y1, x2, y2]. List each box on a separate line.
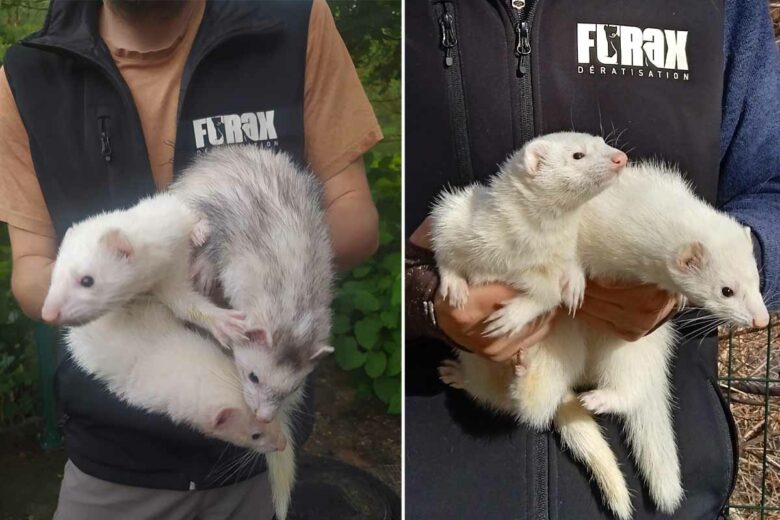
[438, 160, 769, 519]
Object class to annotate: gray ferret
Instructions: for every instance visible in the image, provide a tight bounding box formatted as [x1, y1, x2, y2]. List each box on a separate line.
[171, 145, 335, 424]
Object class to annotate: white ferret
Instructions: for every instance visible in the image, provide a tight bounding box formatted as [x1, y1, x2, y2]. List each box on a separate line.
[431, 132, 628, 338]
[41, 192, 246, 347]
[438, 161, 769, 519]
[66, 299, 286, 453]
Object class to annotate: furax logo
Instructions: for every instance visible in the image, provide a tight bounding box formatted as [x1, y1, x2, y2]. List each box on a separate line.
[576, 23, 690, 81]
[192, 111, 278, 149]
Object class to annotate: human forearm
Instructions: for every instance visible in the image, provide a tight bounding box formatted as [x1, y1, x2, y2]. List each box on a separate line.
[322, 158, 379, 272]
[8, 225, 56, 320]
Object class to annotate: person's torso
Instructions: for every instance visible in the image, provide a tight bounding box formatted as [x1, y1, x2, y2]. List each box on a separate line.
[404, 2, 736, 518]
[3, 0, 314, 490]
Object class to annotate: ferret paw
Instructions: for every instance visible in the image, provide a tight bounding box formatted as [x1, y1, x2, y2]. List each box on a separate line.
[482, 305, 531, 338]
[209, 309, 248, 348]
[578, 390, 618, 415]
[561, 269, 586, 315]
[438, 359, 466, 389]
[191, 218, 211, 248]
[439, 274, 470, 309]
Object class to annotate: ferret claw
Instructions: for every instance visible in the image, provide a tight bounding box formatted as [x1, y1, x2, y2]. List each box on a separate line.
[561, 269, 586, 314]
[210, 309, 248, 348]
[438, 359, 465, 389]
[578, 390, 616, 415]
[482, 306, 530, 338]
[439, 275, 470, 309]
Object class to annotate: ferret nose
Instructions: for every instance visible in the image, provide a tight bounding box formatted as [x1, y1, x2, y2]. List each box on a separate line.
[753, 314, 769, 328]
[256, 413, 274, 424]
[41, 307, 60, 324]
[610, 152, 628, 168]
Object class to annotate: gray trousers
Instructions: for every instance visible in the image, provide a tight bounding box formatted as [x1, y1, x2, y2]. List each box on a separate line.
[53, 460, 275, 520]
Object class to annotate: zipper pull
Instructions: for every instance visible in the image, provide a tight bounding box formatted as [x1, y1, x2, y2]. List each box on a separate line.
[515, 21, 532, 77]
[439, 11, 457, 68]
[98, 116, 112, 163]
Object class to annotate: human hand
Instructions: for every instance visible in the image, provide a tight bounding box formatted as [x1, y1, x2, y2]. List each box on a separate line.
[577, 278, 678, 341]
[434, 283, 559, 363]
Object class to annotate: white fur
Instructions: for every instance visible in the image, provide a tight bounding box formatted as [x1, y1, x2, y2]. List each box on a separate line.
[66, 300, 285, 452]
[431, 132, 625, 336]
[437, 160, 768, 518]
[42, 192, 246, 346]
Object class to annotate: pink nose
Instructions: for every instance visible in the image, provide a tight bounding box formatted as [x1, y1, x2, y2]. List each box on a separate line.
[256, 414, 273, 424]
[610, 152, 628, 168]
[753, 315, 769, 328]
[41, 308, 60, 324]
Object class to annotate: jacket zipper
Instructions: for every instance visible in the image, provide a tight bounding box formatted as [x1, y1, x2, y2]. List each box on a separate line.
[504, 4, 546, 514]
[98, 116, 113, 163]
[435, 2, 473, 185]
[504, 0, 537, 147]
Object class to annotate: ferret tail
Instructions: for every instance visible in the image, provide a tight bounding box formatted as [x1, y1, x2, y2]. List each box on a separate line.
[266, 439, 295, 520]
[554, 392, 633, 520]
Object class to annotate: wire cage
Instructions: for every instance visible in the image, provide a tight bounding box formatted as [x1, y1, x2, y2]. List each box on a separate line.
[720, 316, 779, 519]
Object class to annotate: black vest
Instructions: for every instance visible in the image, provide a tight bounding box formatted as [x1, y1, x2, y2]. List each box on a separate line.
[406, 1, 737, 518]
[4, 0, 314, 490]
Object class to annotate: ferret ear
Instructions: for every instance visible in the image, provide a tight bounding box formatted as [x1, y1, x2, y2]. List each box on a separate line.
[100, 229, 134, 259]
[523, 141, 548, 175]
[246, 329, 271, 349]
[309, 344, 334, 361]
[672, 241, 709, 273]
[212, 407, 238, 431]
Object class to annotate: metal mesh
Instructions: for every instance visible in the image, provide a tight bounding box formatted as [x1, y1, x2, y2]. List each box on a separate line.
[721, 317, 779, 519]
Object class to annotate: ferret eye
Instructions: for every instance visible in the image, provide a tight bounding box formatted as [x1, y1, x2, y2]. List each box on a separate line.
[80, 276, 95, 288]
[251, 433, 262, 440]
[573, 152, 585, 160]
[249, 372, 259, 384]
[721, 287, 734, 298]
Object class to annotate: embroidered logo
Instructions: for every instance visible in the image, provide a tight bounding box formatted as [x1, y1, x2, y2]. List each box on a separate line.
[192, 111, 279, 150]
[576, 24, 690, 81]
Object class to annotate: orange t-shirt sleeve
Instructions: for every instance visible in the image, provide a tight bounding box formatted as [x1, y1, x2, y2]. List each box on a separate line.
[0, 67, 56, 237]
[304, 0, 383, 180]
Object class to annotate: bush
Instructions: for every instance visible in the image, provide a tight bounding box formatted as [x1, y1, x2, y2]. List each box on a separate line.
[331, 1, 401, 413]
[0, 226, 38, 428]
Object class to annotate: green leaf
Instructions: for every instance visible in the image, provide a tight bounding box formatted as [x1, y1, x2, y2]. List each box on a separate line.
[390, 274, 401, 307]
[382, 252, 401, 275]
[334, 337, 366, 371]
[372, 376, 398, 404]
[364, 351, 387, 379]
[386, 346, 401, 376]
[355, 318, 381, 350]
[387, 391, 401, 415]
[353, 290, 381, 313]
[351, 264, 373, 279]
[380, 309, 398, 329]
[332, 313, 351, 335]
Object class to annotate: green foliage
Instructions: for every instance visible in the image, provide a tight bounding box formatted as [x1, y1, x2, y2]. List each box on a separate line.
[0, 225, 39, 427]
[0, 0, 48, 63]
[329, 2, 401, 414]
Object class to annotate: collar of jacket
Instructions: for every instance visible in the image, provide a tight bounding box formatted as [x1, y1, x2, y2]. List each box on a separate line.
[22, 0, 284, 81]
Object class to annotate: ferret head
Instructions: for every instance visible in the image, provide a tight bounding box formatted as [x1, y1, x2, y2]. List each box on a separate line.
[668, 225, 769, 328]
[506, 132, 627, 210]
[232, 328, 333, 423]
[41, 223, 141, 326]
[208, 406, 287, 453]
